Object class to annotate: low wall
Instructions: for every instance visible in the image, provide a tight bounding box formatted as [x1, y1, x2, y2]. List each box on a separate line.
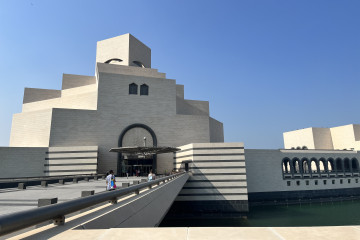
[0, 147, 47, 178]
[45, 146, 98, 176]
[0, 146, 98, 178]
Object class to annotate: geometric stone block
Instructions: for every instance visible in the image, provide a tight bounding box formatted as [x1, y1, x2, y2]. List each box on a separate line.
[133, 180, 139, 185]
[141, 179, 147, 183]
[38, 198, 58, 207]
[59, 179, 65, 184]
[81, 190, 95, 197]
[84, 177, 89, 182]
[41, 181, 48, 187]
[122, 182, 129, 188]
[18, 183, 26, 189]
[73, 178, 78, 183]
[94, 176, 98, 180]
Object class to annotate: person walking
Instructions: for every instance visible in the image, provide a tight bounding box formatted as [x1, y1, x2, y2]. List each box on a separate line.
[106, 170, 116, 191]
[148, 170, 153, 182]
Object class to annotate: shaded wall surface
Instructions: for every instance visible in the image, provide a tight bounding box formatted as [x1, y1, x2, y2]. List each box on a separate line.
[0, 147, 47, 178]
[169, 142, 248, 218]
[0, 146, 97, 178]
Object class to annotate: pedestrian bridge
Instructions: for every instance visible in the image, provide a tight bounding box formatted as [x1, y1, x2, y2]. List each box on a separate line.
[0, 172, 189, 239]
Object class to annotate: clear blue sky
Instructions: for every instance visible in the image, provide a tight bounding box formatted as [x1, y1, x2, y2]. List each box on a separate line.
[0, 1, 359, 149]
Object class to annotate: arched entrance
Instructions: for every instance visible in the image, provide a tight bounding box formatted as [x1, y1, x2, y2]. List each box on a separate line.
[118, 124, 157, 176]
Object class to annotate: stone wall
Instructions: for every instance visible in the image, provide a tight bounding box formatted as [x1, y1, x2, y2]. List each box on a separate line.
[0, 147, 47, 178]
[10, 109, 53, 147]
[175, 142, 247, 202]
[172, 142, 248, 216]
[45, 146, 98, 176]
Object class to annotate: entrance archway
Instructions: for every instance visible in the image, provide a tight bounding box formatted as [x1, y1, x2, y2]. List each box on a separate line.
[118, 124, 157, 176]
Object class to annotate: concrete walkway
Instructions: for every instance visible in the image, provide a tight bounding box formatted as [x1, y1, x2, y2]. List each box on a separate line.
[0, 177, 145, 216]
[9, 226, 360, 240]
[53, 226, 360, 240]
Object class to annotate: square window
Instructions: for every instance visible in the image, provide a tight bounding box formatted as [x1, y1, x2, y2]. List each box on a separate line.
[287, 181, 291, 186]
[340, 179, 343, 184]
[306, 180, 309, 185]
[315, 180, 318, 185]
[296, 181, 300, 186]
[332, 180, 335, 184]
[323, 180, 327, 185]
[348, 179, 351, 184]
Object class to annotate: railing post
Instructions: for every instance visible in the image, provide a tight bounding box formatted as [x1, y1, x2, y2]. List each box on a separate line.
[81, 190, 95, 197]
[41, 181, 48, 187]
[18, 183, 26, 190]
[53, 215, 65, 226]
[38, 198, 57, 207]
[37, 198, 58, 227]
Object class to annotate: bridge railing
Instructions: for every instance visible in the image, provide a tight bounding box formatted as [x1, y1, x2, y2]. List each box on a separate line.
[0, 172, 187, 237]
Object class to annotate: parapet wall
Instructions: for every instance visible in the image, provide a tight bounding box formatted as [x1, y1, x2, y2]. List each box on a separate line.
[45, 146, 98, 176]
[0, 147, 47, 178]
[0, 146, 98, 178]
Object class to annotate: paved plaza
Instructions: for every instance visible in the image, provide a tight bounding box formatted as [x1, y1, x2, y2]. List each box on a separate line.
[0, 177, 146, 216]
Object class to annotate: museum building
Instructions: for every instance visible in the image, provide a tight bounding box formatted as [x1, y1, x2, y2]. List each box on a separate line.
[0, 34, 249, 216]
[1, 34, 360, 216]
[6, 33, 225, 176]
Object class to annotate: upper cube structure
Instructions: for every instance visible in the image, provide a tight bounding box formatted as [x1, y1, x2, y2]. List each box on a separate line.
[96, 34, 151, 68]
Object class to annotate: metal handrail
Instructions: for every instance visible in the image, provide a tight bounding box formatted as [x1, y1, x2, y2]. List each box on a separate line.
[0, 172, 186, 237]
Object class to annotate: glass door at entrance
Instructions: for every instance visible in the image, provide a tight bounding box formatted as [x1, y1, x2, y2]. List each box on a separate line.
[125, 164, 152, 177]
[122, 157, 154, 177]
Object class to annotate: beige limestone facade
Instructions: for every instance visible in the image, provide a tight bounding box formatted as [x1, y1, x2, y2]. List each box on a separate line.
[4, 33, 224, 176]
